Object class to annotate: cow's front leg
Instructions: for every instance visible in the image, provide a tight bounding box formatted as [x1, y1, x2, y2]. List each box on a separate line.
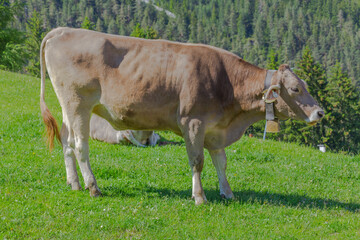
[209, 149, 234, 199]
[181, 118, 207, 205]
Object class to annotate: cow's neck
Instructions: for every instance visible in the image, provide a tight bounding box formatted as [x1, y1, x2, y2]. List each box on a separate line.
[224, 56, 268, 117]
[208, 59, 269, 147]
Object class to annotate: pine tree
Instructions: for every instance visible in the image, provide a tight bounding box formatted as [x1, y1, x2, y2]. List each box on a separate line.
[130, 24, 158, 39]
[154, 10, 168, 38]
[296, 47, 328, 107]
[254, 14, 269, 49]
[25, 10, 46, 77]
[325, 62, 360, 153]
[266, 49, 280, 70]
[107, 18, 118, 34]
[188, 12, 197, 43]
[130, 23, 146, 38]
[95, 17, 103, 32]
[177, 4, 190, 42]
[81, 16, 95, 30]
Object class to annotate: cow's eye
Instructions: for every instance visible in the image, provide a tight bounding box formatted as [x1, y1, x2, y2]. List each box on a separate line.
[290, 87, 300, 93]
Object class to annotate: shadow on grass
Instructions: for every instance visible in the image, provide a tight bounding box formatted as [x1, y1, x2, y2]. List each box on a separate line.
[98, 182, 360, 212]
[141, 187, 360, 212]
[157, 135, 184, 146]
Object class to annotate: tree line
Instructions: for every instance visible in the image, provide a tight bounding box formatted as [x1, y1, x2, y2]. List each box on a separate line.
[2, 0, 360, 153]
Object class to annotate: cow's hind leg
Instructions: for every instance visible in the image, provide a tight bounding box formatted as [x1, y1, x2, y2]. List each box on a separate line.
[61, 122, 82, 190]
[209, 149, 234, 199]
[64, 102, 101, 197]
[180, 118, 207, 205]
[73, 112, 101, 197]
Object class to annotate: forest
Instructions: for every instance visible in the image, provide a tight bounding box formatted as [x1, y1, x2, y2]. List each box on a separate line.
[2, 0, 360, 153]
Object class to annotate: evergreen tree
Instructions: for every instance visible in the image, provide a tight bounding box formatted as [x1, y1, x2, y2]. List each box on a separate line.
[254, 14, 269, 48]
[130, 23, 158, 39]
[107, 18, 118, 34]
[296, 47, 328, 107]
[95, 17, 104, 32]
[25, 10, 47, 77]
[188, 12, 197, 43]
[81, 16, 95, 30]
[325, 62, 360, 153]
[266, 49, 280, 70]
[154, 10, 168, 38]
[177, 4, 190, 42]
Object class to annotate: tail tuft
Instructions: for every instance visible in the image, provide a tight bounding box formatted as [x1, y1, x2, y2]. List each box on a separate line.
[41, 101, 61, 151]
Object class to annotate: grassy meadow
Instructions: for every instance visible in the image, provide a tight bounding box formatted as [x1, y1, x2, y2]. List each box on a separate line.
[1, 70, 360, 239]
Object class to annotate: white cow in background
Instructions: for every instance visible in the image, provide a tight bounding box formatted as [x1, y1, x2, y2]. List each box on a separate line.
[90, 114, 160, 147]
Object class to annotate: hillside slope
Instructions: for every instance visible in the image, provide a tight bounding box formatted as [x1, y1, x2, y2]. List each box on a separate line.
[1, 70, 360, 238]
[13, 0, 360, 84]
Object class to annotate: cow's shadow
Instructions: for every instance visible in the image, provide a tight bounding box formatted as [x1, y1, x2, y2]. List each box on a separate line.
[156, 136, 184, 146]
[106, 186, 360, 212]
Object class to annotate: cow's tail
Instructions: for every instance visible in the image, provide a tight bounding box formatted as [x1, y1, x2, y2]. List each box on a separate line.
[40, 34, 61, 150]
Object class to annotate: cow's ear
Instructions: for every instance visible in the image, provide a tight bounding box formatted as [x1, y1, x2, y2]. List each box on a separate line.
[278, 64, 290, 72]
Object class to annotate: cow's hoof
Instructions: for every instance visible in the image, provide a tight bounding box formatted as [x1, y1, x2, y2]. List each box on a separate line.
[85, 183, 102, 197]
[220, 192, 234, 199]
[67, 181, 82, 190]
[194, 196, 207, 205]
[89, 187, 102, 197]
[71, 182, 82, 191]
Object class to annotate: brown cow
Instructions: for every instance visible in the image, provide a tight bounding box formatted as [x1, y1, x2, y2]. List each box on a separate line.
[40, 27, 324, 205]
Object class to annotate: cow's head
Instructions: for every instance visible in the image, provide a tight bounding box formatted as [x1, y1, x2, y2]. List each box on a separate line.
[132, 130, 154, 145]
[263, 64, 324, 125]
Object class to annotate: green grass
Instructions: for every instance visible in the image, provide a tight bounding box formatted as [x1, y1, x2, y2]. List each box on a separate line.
[1, 70, 360, 239]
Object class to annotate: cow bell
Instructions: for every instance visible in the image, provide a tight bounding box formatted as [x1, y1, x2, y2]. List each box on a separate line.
[266, 119, 280, 133]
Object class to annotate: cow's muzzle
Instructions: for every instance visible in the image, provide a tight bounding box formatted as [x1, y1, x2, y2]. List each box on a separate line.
[306, 109, 324, 126]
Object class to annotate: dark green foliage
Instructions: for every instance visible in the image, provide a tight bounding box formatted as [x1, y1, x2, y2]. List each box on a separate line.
[0, 0, 25, 71]
[0, 43, 27, 71]
[325, 63, 360, 153]
[8, 0, 360, 79]
[24, 10, 47, 77]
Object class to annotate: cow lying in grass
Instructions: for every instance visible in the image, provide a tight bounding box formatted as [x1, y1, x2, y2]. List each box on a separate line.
[90, 114, 160, 147]
[40, 28, 324, 205]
